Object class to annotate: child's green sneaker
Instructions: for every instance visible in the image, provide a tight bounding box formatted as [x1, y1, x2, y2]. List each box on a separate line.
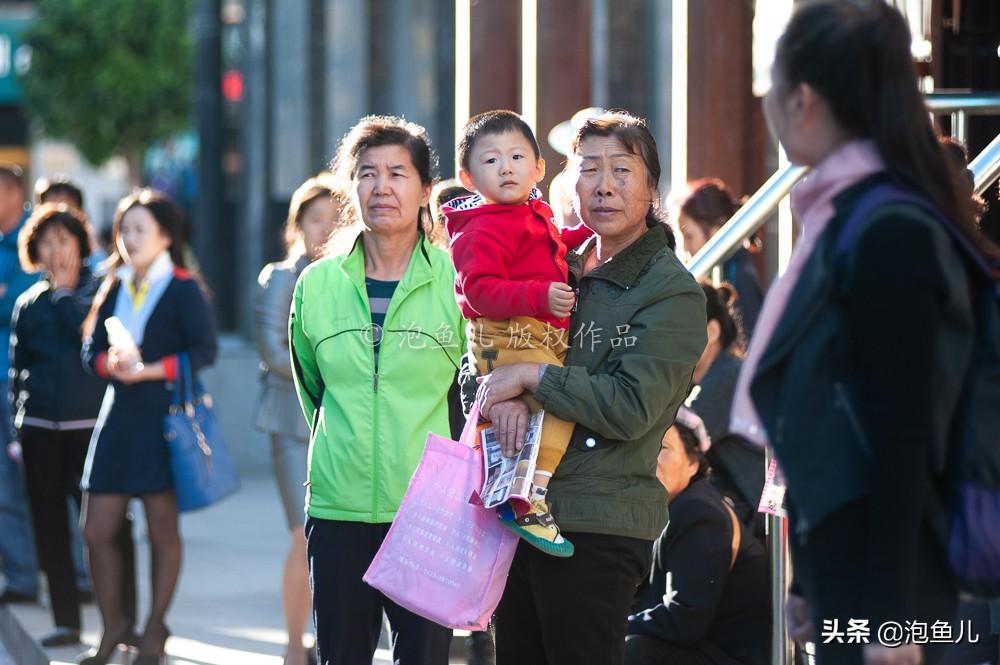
[500, 497, 574, 558]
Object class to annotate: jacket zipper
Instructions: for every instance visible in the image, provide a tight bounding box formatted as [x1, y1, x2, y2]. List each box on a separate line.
[369, 318, 380, 519]
[372, 362, 380, 518]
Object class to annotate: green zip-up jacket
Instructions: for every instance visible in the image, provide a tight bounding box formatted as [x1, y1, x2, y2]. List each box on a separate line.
[535, 224, 707, 541]
[289, 233, 466, 523]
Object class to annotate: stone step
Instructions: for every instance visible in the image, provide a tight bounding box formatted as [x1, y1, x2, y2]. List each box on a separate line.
[0, 605, 48, 665]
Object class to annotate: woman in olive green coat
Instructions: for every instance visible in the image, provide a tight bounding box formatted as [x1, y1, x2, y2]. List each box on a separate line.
[477, 112, 707, 665]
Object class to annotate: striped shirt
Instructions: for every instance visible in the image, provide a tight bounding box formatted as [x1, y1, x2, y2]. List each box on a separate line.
[365, 277, 398, 368]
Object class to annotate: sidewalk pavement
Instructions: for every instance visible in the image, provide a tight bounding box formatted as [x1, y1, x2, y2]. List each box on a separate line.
[8, 473, 472, 665]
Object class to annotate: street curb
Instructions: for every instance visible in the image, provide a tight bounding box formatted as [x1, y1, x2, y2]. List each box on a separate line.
[0, 605, 48, 665]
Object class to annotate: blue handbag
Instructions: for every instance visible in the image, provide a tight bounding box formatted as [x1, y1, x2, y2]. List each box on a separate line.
[164, 353, 240, 512]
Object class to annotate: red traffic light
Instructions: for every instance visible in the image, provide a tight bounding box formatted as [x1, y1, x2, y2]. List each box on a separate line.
[222, 70, 244, 102]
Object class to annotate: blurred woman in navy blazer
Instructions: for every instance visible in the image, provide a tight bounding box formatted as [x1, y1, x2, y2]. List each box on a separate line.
[79, 189, 217, 665]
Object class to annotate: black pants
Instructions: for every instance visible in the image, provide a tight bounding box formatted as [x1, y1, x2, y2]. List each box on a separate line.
[790, 500, 957, 665]
[305, 517, 453, 665]
[21, 426, 137, 630]
[494, 531, 653, 665]
[624, 634, 716, 665]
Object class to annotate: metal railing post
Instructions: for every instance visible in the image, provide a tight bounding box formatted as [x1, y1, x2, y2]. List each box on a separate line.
[766, 448, 793, 665]
[970, 131, 1000, 196]
[951, 110, 969, 145]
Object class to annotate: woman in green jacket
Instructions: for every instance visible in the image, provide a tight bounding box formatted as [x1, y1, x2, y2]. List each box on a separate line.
[289, 116, 465, 665]
[477, 111, 707, 665]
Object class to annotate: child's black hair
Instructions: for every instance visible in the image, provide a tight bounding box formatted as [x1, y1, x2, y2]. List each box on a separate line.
[457, 110, 541, 171]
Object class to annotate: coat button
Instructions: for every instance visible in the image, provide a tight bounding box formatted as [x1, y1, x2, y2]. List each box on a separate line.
[585, 437, 597, 448]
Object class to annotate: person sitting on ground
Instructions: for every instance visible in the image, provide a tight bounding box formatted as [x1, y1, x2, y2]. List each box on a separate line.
[685, 283, 764, 533]
[443, 109, 592, 556]
[627, 408, 770, 665]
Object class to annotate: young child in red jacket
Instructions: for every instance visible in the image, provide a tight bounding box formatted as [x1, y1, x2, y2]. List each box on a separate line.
[443, 110, 592, 557]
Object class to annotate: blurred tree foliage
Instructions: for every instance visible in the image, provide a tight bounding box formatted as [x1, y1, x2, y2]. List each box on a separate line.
[19, 0, 192, 183]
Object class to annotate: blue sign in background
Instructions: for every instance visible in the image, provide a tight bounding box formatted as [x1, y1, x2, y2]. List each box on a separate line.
[0, 15, 33, 104]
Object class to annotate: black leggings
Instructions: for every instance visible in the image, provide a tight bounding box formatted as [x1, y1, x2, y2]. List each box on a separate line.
[305, 518, 453, 665]
[21, 426, 136, 630]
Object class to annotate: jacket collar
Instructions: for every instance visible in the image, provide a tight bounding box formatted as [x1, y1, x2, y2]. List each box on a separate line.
[753, 174, 886, 376]
[447, 187, 543, 212]
[568, 223, 671, 288]
[117, 250, 174, 287]
[339, 230, 436, 295]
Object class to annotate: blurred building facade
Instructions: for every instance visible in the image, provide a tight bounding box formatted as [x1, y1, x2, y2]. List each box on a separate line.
[0, 0, 997, 337]
[231, 0, 689, 336]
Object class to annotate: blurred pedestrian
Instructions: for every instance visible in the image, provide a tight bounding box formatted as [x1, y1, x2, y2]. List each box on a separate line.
[939, 136, 989, 225]
[34, 176, 85, 211]
[675, 179, 763, 335]
[0, 162, 40, 605]
[290, 116, 465, 665]
[627, 408, 770, 665]
[10, 204, 136, 647]
[476, 111, 706, 665]
[80, 189, 217, 665]
[547, 169, 581, 230]
[429, 178, 469, 248]
[254, 174, 341, 665]
[732, 2, 999, 664]
[34, 176, 108, 268]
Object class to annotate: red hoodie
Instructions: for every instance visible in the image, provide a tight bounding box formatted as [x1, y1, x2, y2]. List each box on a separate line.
[443, 195, 593, 329]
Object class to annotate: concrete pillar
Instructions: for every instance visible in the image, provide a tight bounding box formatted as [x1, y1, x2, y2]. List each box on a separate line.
[469, 1, 520, 116]
[237, 0, 268, 338]
[370, 0, 442, 143]
[269, 0, 310, 199]
[685, 0, 765, 198]
[537, 0, 591, 187]
[324, 0, 370, 157]
[651, 0, 672, 194]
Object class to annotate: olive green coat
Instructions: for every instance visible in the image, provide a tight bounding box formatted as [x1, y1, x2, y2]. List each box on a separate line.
[536, 224, 707, 540]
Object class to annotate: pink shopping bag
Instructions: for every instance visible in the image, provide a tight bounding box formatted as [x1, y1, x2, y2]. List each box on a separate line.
[363, 406, 519, 630]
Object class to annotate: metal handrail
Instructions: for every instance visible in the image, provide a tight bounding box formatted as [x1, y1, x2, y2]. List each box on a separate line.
[971, 132, 1000, 196]
[688, 165, 806, 280]
[925, 91, 1000, 114]
[926, 92, 1000, 145]
[687, 92, 1000, 282]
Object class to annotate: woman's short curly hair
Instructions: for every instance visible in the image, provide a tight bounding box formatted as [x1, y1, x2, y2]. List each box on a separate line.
[18, 203, 93, 273]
